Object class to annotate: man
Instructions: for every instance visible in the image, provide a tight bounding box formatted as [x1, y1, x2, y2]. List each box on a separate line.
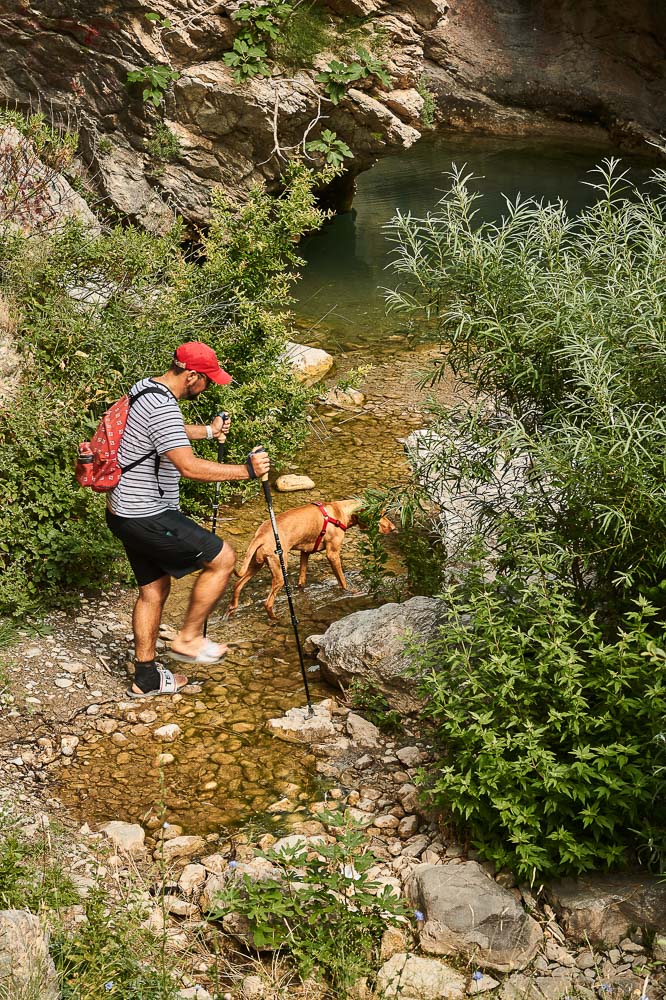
[106, 341, 270, 697]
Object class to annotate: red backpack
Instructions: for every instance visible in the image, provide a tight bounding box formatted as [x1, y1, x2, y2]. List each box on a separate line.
[75, 386, 168, 493]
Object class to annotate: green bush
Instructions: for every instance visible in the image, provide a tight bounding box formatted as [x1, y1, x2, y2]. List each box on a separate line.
[209, 811, 406, 993]
[386, 159, 666, 613]
[411, 543, 666, 879]
[385, 158, 666, 876]
[0, 159, 333, 617]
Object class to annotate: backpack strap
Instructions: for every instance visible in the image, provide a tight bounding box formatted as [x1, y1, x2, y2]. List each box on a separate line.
[119, 386, 171, 495]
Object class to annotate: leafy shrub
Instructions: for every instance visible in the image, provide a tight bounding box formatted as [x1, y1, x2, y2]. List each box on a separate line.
[146, 122, 181, 166]
[0, 156, 333, 617]
[224, 1, 292, 81]
[0, 109, 77, 170]
[126, 64, 180, 106]
[209, 811, 406, 993]
[306, 129, 353, 168]
[386, 158, 666, 614]
[273, 1, 334, 66]
[386, 158, 666, 877]
[411, 542, 666, 879]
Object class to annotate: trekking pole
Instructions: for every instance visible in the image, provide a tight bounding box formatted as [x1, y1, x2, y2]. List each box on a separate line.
[255, 449, 313, 716]
[203, 411, 229, 640]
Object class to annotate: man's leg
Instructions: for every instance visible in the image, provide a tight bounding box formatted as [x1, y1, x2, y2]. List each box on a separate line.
[131, 575, 188, 692]
[171, 543, 236, 656]
[133, 574, 171, 661]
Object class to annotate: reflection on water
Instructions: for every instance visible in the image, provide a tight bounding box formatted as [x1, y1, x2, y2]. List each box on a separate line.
[296, 133, 657, 349]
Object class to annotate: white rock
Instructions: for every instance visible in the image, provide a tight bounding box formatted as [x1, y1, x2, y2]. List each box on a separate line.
[241, 975, 267, 999]
[267, 700, 336, 742]
[396, 746, 422, 767]
[283, 341, 334, 385]
[157, 835, 206, 863]
[377, 953, 465, 999]
[54, 677, 73, 688]
[60, 735, 79, 756]
[179, 988, 213, 1000]
[0, 909, 59, 998]
[275, 474, 316, 492]
[346, 712, 381, 747]
[100, 821, 146, 857]
[179, 863, 206, 896]
[154, 724, 182, 741]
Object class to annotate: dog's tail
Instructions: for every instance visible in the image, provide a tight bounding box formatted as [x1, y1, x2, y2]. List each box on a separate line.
[235, 535, 264, 579]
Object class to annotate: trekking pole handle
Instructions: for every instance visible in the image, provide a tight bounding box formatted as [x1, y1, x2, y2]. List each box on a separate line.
[247, 445, 269, 483]
[213, 411, 230, 444]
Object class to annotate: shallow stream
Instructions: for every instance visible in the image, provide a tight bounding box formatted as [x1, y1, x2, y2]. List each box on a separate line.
[56, 132, 657, 837]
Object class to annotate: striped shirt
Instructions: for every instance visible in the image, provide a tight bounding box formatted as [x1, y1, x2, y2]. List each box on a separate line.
[109, 378, 189, 518]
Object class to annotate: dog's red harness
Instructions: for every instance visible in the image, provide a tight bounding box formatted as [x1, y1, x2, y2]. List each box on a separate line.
[311, 502, 349, 552]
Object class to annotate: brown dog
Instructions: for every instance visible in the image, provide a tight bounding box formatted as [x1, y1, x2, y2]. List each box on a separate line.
[228, 499, 396, 619]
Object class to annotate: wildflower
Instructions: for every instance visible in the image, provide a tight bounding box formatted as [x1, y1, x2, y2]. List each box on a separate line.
[472, 971, 482, 981]
[228, 859, 238, 869]
[162, 821, 169, 829]
[104, 984, 114, 993]
[414, 909, 424, 921]
[600, 987, 611, 994]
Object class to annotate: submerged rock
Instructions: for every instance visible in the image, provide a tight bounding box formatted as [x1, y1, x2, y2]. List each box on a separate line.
[275, 474, 316, 492]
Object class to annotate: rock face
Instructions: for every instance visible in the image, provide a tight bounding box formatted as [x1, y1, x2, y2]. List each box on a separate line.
[406, 862, 543, 972]
[426, 0, 666, 149]
[0, 909, 59, 999]
[1, 1, 662, 231]
[308, 596, 445, 713]
[547, 872, 666, 946]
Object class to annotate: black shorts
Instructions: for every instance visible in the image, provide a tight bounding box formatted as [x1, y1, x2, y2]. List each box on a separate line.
[106, 508, 224, 587]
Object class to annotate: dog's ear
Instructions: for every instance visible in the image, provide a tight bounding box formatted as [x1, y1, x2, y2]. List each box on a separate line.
[349, 513, 359, 526]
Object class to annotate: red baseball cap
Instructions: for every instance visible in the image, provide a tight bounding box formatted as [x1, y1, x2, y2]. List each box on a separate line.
[174, 342, 232, 385]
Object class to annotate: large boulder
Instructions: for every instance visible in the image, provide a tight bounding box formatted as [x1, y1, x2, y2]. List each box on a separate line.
[406, 862, 543, 973]
[0, 909, 59, 999]
[308, 597, 445, 713]
[547, 872, 666, 946]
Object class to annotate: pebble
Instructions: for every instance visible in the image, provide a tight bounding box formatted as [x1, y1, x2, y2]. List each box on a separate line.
[154, 724, 182, 741]
[54, 678, 73, 688]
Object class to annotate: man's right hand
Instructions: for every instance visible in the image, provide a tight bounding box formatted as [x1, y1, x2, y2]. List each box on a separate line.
[249, 448, 270, 479]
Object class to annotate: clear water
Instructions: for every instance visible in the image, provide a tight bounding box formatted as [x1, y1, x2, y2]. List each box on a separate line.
[295, 132, 657, 350]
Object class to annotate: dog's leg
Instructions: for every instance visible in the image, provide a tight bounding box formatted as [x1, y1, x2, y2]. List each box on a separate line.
[265, 553, 286, 620]
[325, 544, 348, 591]
[298, 552, 309, 589]
[227, 556, 260, 614]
